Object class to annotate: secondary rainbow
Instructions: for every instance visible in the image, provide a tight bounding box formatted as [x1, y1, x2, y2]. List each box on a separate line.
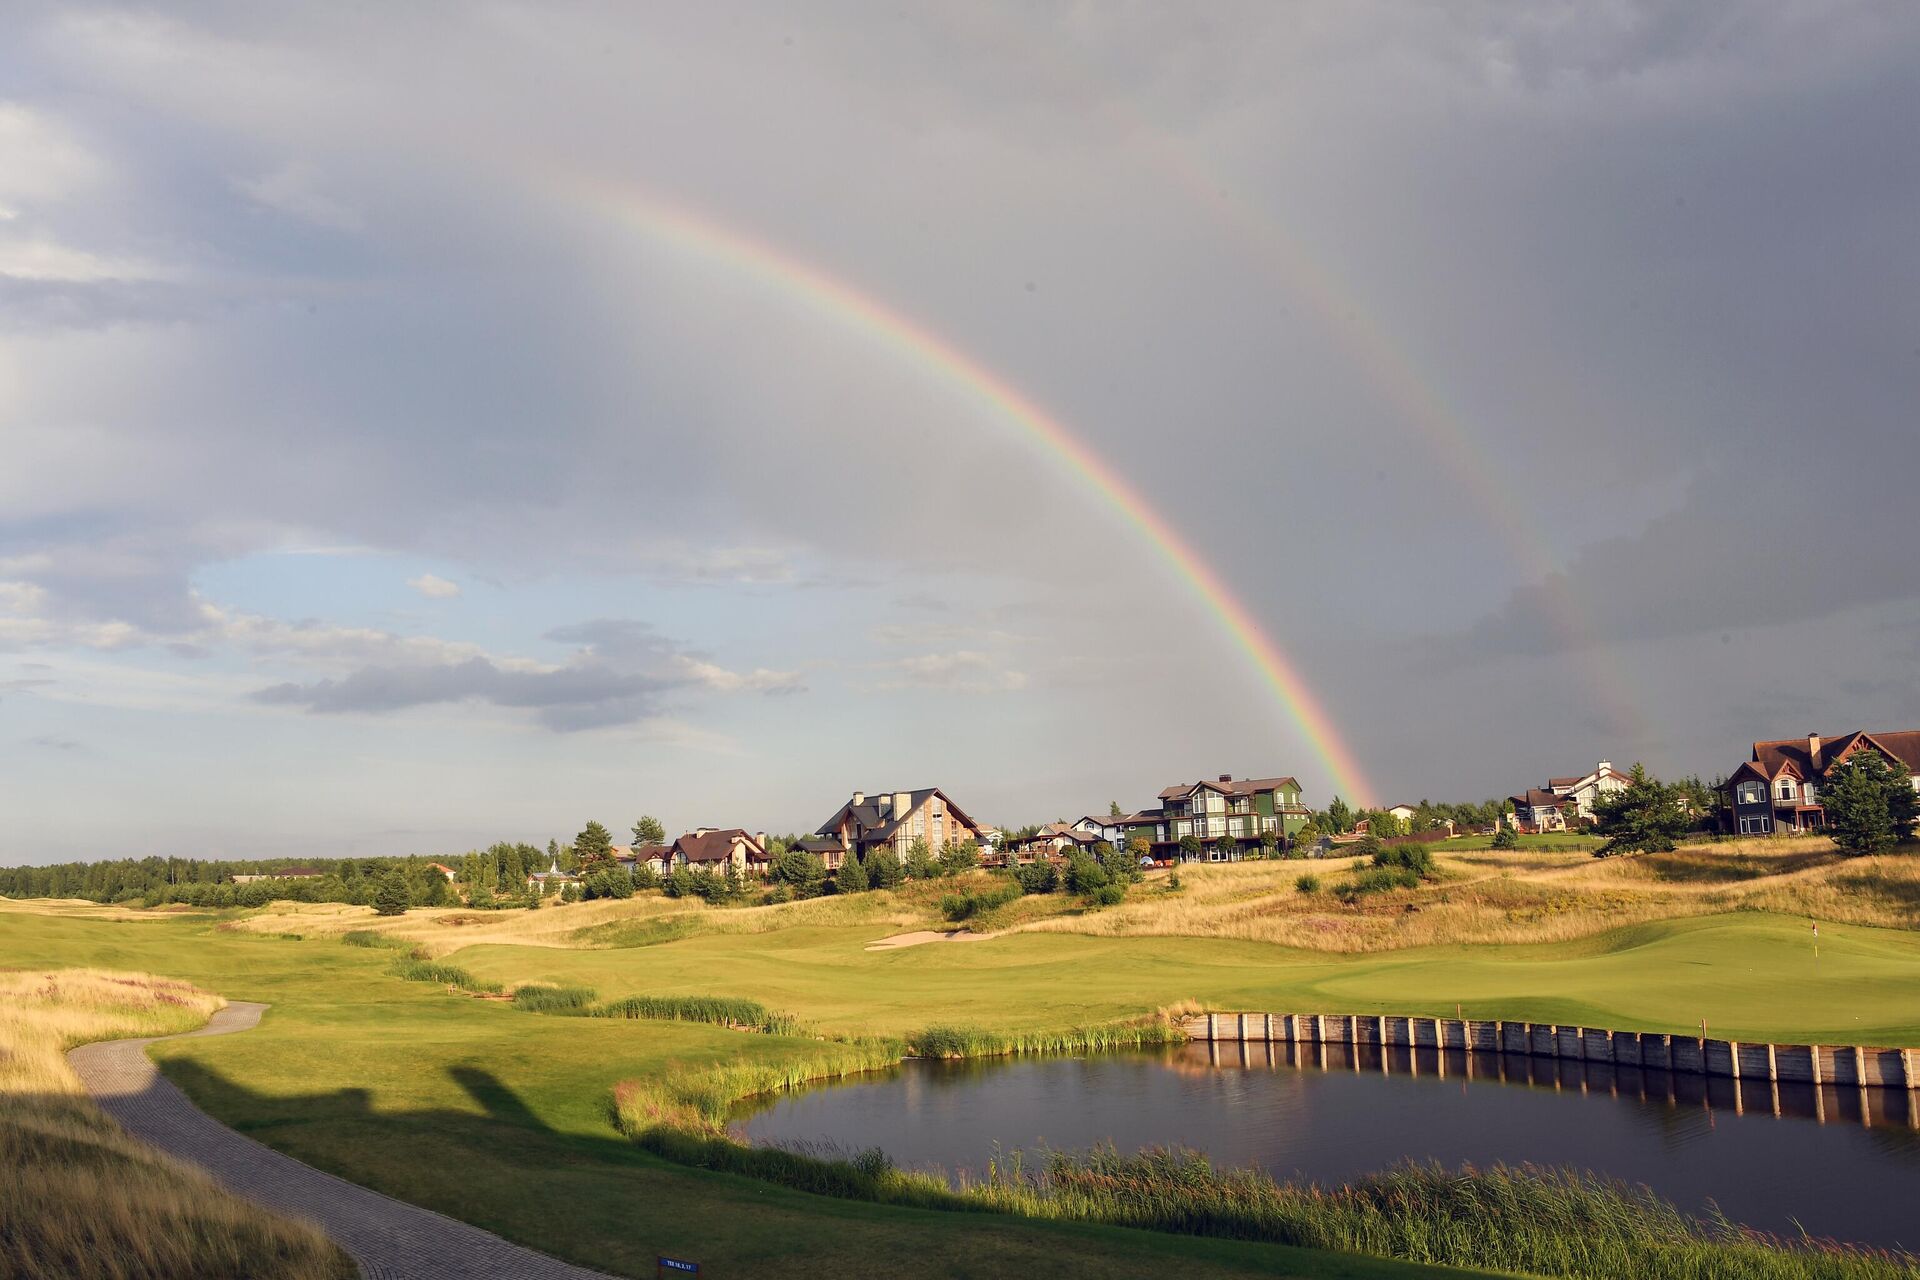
[563, 176, 1373, 804]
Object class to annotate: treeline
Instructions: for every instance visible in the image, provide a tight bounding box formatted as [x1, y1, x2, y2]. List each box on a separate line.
[0, 854, 460, 909]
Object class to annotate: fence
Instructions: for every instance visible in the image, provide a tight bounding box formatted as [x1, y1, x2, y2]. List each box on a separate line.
[1180, 1012, 1918, 1088]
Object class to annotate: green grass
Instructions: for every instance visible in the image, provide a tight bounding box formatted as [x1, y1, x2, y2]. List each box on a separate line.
[1446, 832, 1603, 852]
[7, 898, 1920, 1277]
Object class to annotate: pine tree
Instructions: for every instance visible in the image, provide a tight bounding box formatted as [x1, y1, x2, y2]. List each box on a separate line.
[372, 871, 410, 916]
[835, 849, 869, 894]
[1592, 764, 1690, 857]
[575, 821, 615, 872]
[632, 815, 667, 845]
[1821, 752, 1918, 856]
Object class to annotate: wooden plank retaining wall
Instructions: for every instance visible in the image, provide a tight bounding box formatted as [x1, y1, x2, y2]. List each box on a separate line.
[1182, 1013, 1919, 1087]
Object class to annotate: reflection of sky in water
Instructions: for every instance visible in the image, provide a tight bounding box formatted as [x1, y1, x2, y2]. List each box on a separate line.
[736, 1043, 1920, 1251]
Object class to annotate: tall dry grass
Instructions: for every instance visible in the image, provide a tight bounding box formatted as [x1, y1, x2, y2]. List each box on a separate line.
[1012, 842, 1920, 952]
[0, 968, 355, 1280]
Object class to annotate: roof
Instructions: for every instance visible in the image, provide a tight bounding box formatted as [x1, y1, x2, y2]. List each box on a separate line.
[1510, 789, 1565, 809]
[792, 836, 842, 854]
[814, 787, 980, 845]
[1156, 776, 1301, 801]
[1751, 731, 1920, 780]
[627, 842, 672, 860]
[425, 862, 456, 873]
[274, 867, 323, 877]
[675, 829, 766, 864]
[1546, 777, 1582, 790]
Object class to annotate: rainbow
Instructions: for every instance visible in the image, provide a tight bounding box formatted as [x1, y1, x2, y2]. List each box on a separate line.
[933, 8, 1650, 741]
[563, 177, 1373, 804]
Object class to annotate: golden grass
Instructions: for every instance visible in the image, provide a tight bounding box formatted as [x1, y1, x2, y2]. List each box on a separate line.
[1010, 840, 1920, 952]
[0, 967, 354, 1280]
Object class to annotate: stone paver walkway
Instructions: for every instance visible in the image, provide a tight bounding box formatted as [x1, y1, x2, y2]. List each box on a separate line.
[69, 1001, 620, 1280]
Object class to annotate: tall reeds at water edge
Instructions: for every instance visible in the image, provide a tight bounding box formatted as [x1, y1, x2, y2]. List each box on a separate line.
[0, 969, 354, 1280]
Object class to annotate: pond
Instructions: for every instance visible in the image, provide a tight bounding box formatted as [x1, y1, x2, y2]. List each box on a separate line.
[734, 1039, 1920, 1251]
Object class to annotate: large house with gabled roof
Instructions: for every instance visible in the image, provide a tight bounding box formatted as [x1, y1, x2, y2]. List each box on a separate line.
[1725, 730, 1920, 836]
[814, 787, 985, 866]
[1097, 773, 1310, 861]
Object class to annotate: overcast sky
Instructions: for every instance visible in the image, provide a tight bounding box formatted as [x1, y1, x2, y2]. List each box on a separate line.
[4, 3, 1917, 862]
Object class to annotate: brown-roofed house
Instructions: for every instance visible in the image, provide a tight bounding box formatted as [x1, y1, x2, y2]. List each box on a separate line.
[1726, 730, 1920, 836]
[671, 828, 770, 879]
[814, 788, 985, 869]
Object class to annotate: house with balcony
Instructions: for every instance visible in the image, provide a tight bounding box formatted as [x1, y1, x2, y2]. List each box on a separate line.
[1151, 774, 1311, 860]
[674, 828, 771, 878]
[1725, 731, 1920, 836]
[813, 787, 985, 867]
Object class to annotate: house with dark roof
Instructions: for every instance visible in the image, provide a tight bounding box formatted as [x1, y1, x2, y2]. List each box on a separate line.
[1725, 731, 1920, 836]
[672, 828, 770, 878]
[788, 836, 848, 872]
[1506, 788, 1571, 833]
[814, 788, 985, 867]
[1503, 760, 1633, 832]
[1008, 822, 1101, 860]
[1101, 774, 1310, 861]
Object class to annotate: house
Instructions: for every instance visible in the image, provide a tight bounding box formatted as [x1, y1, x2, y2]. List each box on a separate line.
[527, 858, 579, 891]
[1008, 822, 1100, 860]
[425, 862, 457, 882]
[788, 836, 847, 872]
[1385, 804, 1418, 825]
[1545, 761, 1633, 822]
[673, 828, 770, 879]
[1506, 788, 1571, 833]
[1153, 774, 1312, 860]
[1725, 731, 1920, 836]
[231, 866, 324, 884]
[813, 788, 986, 867]
[618, 842, 675, 877]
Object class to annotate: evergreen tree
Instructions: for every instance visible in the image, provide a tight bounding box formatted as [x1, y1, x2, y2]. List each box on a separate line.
[632, 815, 667, 845]
[575, 821, 615, 872]
[372, 871, 410, 916]
[835, 849, 869, 893]
[1592, 764, 1690, 857]
[1326, 796, 1354, 834]
[1821, 751, 1918, 856]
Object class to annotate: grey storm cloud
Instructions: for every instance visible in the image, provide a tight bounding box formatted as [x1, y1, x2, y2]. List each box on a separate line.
[4, 1, 1919, 838]
[251, 657, 687, 731]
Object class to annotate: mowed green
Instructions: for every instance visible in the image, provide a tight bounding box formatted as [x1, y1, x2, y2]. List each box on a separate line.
[0, 908, 1464, 1280]
[8, 903, 1920, 1278]
[453, 911, 1920, 1045]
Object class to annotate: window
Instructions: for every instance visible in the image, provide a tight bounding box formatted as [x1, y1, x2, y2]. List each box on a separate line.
[1736, 781, 1764, 805]
[1777, 780, 1797, 802]
[1738, 815, 1772, 835]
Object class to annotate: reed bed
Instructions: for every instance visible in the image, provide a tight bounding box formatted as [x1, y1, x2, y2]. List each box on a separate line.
[0, 968, 353, 1280]
[509, 983, 599, 1014]
[386, 957, 502, 994]
[590, 993, 801, 1036]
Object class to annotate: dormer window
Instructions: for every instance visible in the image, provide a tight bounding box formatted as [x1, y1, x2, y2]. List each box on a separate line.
[1777, 780, 1797, 802]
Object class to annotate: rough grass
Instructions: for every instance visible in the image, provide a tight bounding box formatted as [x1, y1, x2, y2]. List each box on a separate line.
[387, 957, 502, 994]
[591, 994, 800, 1036]
[1013, 841, 1920, 952]
[0, 968, 354, 1280]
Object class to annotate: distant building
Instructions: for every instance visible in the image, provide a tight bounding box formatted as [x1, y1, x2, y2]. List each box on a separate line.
[231, 866, 323, 884]
[1506, 760, 1632, 832]
[425, 862, 457, 882]
[813, 788, 986, 867]
[673, 828, 770, 879]
[1110, 774, 1311, 861]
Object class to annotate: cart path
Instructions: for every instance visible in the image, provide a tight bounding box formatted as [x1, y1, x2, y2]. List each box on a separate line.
[68, 1001, 620, 1280]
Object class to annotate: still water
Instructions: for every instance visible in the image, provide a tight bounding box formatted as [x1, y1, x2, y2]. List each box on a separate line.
[735, 1039, 1920, 1250]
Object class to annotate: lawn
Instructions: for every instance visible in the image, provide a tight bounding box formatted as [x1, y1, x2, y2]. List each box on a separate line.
[0, 905, 1465, 1280]
[7, 885, 1920, 1278]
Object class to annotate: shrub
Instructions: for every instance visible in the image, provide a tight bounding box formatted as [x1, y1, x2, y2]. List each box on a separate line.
[867, 849, 906, 890]
[387, 958, 502, 994]
[1337, 866, 1421, 901]
[1063, 852, 1109, 895]
[558, 882, 582, 904]
[937, 839, 981, 876]
[1492, 825, 1520, 850]
[762, 883, 796, 905]
[340, 929, 405, 949]
[1371, 843, 1436, 877]
[1015, 859, 1058, 895]
[1089, 882, 1126, 907]
[903, 839, 939, 880]
[1295, 873, 1321, 894]
[940, 881, 1020, 922]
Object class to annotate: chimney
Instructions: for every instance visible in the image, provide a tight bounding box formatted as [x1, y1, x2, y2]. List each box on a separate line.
[1218, 773, 1232, 783]
[1808, 734, 1823, 770]
[852, 790, 865, 807]
[895, 791, 912, 817]
[1597, 760, 1611, 778]
[754, 831, 766, 847]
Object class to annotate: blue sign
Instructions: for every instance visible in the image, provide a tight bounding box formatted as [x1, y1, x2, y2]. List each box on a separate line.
[658, 1259, 699, 1275]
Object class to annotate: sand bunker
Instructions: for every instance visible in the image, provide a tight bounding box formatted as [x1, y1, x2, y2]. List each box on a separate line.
[865, 929, 998, 950]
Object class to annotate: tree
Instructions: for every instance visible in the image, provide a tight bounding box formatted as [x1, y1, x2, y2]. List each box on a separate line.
[1491, 825, 1520, 850]
[575, 821, 615, 872]
[835, 849, 869, 893]
[1366, 810, 1405, 839]
[1108, 800, 1124, 818]
[1063, 850, 1110, 896]
[903, 838, 938, 880]
[1126, 835, 1153, 867]
[1258, 830, 1279, 859]
[1016, 858, 1057, 894]
[1820, 751, 1918, 856]
[771, 848, 827, 895]
[632, 815, 667, 846]
[373, 871, 410, 916]
[1177, 834, 1203, 863]
[937, 840, 980, 876]
[1326, 795, 1354, 835]
[1592, 764, 1691, 857]
[867, 847, 905, 890]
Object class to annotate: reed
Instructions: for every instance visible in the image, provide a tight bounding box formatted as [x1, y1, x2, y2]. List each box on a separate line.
[590, 993, 801, 1036]
[0, 968, 353, 1280]
[339, 928, 407, 949]
[386, 957, 502, 994]
[508, 983, 597, 1014]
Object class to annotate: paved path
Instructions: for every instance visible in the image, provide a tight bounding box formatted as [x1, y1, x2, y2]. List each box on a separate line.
[69, 1002, 619, 1280]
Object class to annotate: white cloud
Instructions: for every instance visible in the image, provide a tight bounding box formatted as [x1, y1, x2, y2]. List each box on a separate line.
[673, 655, 806, 696]
[878, 650, 1028, 694]
[406, 572, 461, 599]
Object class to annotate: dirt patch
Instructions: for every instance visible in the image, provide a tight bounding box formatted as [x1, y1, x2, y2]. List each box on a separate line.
[865, 929, 998, 950]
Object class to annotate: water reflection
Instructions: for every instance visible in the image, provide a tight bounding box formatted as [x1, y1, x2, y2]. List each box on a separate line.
[1188, 1038, 1920, 1130]
[735, 1040, 1920, 1249]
